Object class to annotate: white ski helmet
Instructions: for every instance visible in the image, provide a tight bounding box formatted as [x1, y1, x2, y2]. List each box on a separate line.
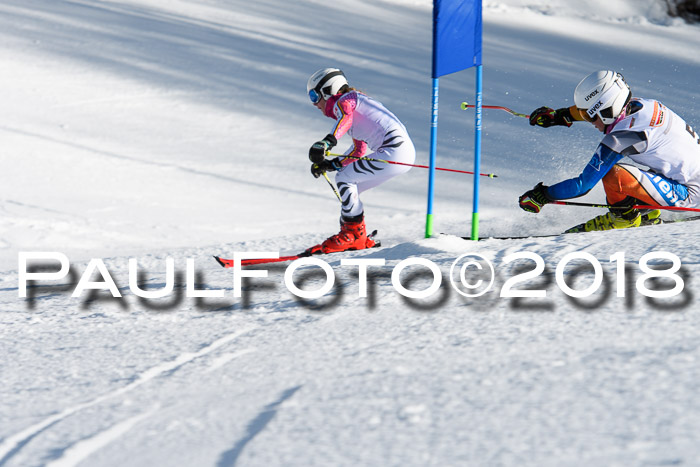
[574, 70, 631, 125]
[307, 68, 348, 104]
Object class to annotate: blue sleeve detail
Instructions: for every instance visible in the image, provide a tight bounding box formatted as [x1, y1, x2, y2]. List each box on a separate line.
[545, 144, 624, 200]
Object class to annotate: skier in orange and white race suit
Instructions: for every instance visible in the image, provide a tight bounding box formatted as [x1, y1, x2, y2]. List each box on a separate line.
[519, 70, 700, 232]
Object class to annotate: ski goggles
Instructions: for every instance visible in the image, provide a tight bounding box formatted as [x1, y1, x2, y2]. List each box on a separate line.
[308, 89, 322, 104]
[577, 107, 603, 122]
[577, 104, 617, 123]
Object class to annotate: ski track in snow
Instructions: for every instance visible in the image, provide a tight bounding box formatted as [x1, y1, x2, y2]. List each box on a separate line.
[44, 407, 160, 467]
[0, 327, 255, 466]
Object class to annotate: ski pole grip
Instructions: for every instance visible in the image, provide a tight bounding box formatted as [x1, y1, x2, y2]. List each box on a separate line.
[308, 149, 326, 164]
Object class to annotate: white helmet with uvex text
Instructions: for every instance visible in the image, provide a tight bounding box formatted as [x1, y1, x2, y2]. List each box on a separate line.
[574, 70, 631, 125]
[307, 68, 348, 104]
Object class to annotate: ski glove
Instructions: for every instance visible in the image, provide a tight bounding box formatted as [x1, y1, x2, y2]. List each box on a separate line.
[311, 158, 342, 178]
[519, 182, 552, 213]
[308, 134, 338, 164]
[529, 107, 573, 128]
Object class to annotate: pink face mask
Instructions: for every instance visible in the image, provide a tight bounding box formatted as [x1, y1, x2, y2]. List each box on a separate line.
[323, 94, 342, 118]
[605, 108, 627, 134]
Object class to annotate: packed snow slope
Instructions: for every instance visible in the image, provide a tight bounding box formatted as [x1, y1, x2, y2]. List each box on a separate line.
[2, 0, 700, 466]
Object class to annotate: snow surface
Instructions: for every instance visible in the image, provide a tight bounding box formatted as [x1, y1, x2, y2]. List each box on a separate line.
[2, 0, 700, 466]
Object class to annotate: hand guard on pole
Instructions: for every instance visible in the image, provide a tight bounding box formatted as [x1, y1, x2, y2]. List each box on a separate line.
[519, 182, 552, 213]
[310, 158, 342, 179]
[308, 134, 338, 164]
[529, 107, 573, 128]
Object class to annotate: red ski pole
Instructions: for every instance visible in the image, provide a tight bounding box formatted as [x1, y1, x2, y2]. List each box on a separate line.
[327, 153, 498, 178]
[551, 200, 700, 213]
[460, 101, 530, 119]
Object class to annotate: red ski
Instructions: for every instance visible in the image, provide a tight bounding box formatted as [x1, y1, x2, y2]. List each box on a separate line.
[214, 254, 305, 268]
[214, 230, 380, 268]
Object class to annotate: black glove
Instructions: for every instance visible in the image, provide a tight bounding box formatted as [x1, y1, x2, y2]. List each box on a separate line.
[529, 107, 573, 128]
[519, 182, 552, 213]
[310, 158, 342, 178]
[308, 134, 338, 164]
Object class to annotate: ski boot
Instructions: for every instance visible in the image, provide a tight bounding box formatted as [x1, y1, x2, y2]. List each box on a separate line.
[320, 214, 375, 253]
[640, 209, 662, 226]
[565, 206, 641, 233]
[584, 211, 641, 231]
[304, 214, 376, 255]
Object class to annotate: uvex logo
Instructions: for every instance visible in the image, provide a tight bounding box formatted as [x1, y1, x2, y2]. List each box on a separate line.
[585, 89, 599, 101]
[587, 100, 603, 117]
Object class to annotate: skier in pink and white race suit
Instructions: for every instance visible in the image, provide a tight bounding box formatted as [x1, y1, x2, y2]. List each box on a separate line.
[306, 68, 416, 253]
